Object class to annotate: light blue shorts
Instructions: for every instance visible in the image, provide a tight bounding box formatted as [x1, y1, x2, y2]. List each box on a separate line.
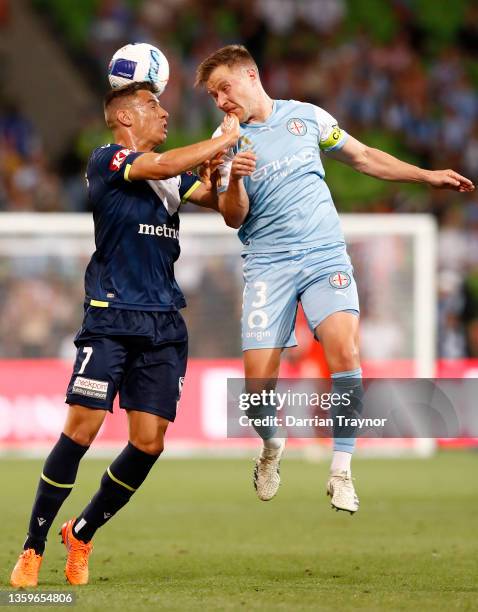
[241, 244, 360, 351]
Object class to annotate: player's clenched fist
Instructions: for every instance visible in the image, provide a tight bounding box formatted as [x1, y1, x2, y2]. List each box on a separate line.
[231, 151, 257, 181]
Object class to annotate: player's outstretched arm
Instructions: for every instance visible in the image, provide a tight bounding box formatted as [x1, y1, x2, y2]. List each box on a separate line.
[128, 114, 240, 181]
[327, 135, 475, 192]
[218, 151, 256, 228]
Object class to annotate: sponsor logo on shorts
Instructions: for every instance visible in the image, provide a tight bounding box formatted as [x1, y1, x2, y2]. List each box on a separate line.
[109, 148, 131, 171]
[287, 118, 307, 136]
[176, 376, 186, 408]
[72, 376, 109, 400]
[245, 329, 271, 341]
[329, 271, 351, 289]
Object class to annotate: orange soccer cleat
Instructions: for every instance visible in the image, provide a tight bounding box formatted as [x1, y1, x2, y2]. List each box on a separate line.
[10, 549, 43, 587]
[60, 518, 93, 585]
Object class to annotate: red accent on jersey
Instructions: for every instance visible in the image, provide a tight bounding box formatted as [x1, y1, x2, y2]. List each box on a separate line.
[109, 148, 132, 171]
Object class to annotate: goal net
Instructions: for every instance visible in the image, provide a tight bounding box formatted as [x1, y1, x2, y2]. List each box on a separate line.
[0, 212, 437, 455]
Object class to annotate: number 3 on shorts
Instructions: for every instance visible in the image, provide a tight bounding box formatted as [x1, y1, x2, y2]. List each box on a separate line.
[78, 346, 93, 375]
[248, 281, 268, 329]
[251, 281, 267, 308]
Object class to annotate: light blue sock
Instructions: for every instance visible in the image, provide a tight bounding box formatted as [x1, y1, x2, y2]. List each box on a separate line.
[331, 368, 363, 453]
[245, 401, 279, 441]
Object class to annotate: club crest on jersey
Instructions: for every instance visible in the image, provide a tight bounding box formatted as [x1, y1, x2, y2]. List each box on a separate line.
[329, 271, 351, 289]
[239, 136, 254, 151]
[109, 148, 131, 171]
[287, 118, 307, 136]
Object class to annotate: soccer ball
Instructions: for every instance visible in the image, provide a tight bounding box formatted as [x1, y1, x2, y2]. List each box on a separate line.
[108, 43, 169, 95]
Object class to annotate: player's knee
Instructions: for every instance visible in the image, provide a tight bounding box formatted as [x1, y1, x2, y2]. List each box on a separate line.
[63, 404, 106, 446]
[331, 341, 360, 372]
[129, 436, 164, 456]
[63, 427, 98, 447]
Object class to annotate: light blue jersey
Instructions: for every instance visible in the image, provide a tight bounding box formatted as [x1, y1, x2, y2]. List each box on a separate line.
[214, 99, 358, 351]
[215, 99, 348, 253]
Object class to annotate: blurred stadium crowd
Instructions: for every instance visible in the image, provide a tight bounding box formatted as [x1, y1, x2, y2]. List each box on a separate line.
[1, 0, 478, 360]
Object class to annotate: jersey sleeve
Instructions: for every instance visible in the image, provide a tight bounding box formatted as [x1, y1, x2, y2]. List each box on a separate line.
[89, 144, 143, 185]
[313, 106, 349, 152]
[212, 126, 235, 194]
[179, 171, 202, 201]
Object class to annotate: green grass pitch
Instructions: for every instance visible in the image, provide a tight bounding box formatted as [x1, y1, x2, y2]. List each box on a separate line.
[1, 452, 477, 611]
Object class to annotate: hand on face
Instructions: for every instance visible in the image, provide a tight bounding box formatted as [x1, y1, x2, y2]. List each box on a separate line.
[220, 113, 241, 145]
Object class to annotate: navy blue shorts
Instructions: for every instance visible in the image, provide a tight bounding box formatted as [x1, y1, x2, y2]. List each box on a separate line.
[65, 305, 188, 421]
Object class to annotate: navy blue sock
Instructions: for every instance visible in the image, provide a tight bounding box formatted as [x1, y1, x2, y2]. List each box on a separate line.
[24, 433, 89, 554]
[73, 442, 160, 543]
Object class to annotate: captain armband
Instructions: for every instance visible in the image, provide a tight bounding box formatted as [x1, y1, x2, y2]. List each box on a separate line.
[319, 124, 344, 151]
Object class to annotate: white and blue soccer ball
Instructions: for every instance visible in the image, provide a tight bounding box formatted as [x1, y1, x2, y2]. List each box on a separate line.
[108, 43, 169, 95]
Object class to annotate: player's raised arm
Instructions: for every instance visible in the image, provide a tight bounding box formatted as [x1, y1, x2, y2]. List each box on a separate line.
[326, 135, 475, 192]
[128, 113, 240, 181]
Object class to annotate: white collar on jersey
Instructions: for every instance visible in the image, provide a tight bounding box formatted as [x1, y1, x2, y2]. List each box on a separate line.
[146, 177, 181, 215]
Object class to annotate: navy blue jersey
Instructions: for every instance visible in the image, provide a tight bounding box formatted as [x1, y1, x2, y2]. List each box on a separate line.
[84, 144, 201, 311]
